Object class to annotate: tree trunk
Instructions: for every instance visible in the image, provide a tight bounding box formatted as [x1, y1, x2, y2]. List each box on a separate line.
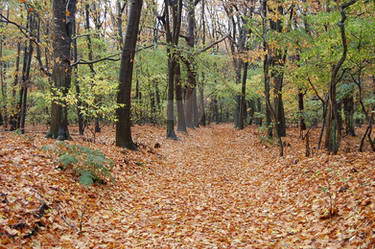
[116, 0, 143, 149]
[343, 91, 355, 136]
[324, 1, 355, 153]
[247, 100, 255, 125]
[116, 0, 124, 49]
[9, 43, 21, 131]
[0, 21, 7, 129]
[72, 14, 84, 135]
[199, 84, 206, 126]
[164, 0, 182, 139]
[298, 89, 306, 137]
[262, 0, 283, 156]
[18, 12, 37, 133]
[184, 0, 198, 129]
[85, 3, 101, 133]
[175, 62, 187, 132]
[239, 62, 248, 130]
[47, 0, 77, 140]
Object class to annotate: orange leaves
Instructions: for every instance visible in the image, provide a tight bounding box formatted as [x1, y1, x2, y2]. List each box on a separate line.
[1, 125, 375, 247]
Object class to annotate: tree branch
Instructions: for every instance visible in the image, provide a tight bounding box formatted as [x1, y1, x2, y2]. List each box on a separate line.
[196, 34, 229, 54]
[307, 77, 324, 104]
[71, 44, 157, 66]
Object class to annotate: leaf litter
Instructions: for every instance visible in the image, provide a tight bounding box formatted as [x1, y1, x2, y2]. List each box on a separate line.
[0, 124, 374, 248]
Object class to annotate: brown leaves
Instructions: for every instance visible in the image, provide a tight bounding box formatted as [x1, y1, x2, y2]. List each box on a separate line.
[1, 125, 375, 247]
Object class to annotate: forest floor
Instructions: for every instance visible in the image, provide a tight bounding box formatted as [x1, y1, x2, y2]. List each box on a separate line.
[0, 124, 374, 248]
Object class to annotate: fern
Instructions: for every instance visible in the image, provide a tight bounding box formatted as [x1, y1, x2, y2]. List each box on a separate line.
[41, 142, 115, 186]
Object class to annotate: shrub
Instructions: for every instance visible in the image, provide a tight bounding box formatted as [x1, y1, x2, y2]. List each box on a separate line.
[41, 142, 115, 186]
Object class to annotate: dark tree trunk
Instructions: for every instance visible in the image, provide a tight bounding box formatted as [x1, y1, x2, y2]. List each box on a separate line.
[116, 0, 124, 49]
[324, 1, 355, 154]
[337, 101, 343, 132]
[343, 91, 355, 136]
[262, 0, 283, 156]
[116, 0, 143, 149]
[199, 0, 206, 127]
[247, 100, 255, 125]
[85, 3, 101, 133]
[0, 20, 7, 129]
[163, 0, 182, 139]
[17, 12, 36, 133]
[270, 6, 286, 137]
[239, 62, 248, 130]
[184, 0, 198, 129]
[298, 89, 306, 137]
[9, 43, 21, 131]
[199, 84, 206, 126]
[175, 62, 187, 132]
[72, 14, 84, 135]
[47, 0, 77, 140]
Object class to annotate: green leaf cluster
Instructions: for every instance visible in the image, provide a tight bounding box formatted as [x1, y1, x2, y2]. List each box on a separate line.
[41, 142, 115, 186]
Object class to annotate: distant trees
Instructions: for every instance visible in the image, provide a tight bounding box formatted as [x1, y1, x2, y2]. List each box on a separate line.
[0, 0, 374, 155]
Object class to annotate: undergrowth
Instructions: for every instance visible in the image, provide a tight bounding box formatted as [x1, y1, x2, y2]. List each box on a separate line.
[41, 142, 115, 186]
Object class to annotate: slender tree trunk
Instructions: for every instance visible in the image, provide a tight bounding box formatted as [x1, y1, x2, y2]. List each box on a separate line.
[18, 12, 36, 133]
[117, 0, 124, 49]
[239, 62, 248, 130]
[9, 43, 21, 131]
[85, 3, 101, 133]
[116, 0, 143, 149]
[343, 90, 355, 136]
[0, 21, 7, 129]
[298, 89, 306, 137]
[247, 100, 255, 125]
[72, 14, 84, 135]
[324, 1, 355, 153]
[199, 84, 206, 126]
[199, 0, 206, 127]
[262, 0, 283, 156]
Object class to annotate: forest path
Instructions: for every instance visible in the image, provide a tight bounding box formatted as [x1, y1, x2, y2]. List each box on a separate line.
[2, 124, 374, 248]
[140, 124, 293, 247]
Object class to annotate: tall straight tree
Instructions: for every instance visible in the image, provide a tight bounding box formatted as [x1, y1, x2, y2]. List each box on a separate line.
[116, 0, 143, 149]
[47, 0, 77, 140]
[160, 0, 183, 139]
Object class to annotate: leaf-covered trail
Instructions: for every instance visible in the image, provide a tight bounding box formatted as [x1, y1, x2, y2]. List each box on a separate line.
[1, 124, 374, 248]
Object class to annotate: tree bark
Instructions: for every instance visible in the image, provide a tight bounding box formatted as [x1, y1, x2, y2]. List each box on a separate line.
[184, 0, 198, 129]
[163, 0, 182, 139]
[239, 62, 248, 130]
[9, 43, 21, 131]
[47, 0, 77, 140]
[0, 17, 7, 129]
[72, 13, 84, 135]
[262, 0, 283, 156]
[324, 0, 356, 154]
[116, 0, 143, 149]
[298, 89, 306, 137]
[17, 12, 36, 133]
[175, 62, 187, 132]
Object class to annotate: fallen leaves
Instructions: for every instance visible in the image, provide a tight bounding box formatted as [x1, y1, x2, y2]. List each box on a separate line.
[0, 125, 375, 248]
